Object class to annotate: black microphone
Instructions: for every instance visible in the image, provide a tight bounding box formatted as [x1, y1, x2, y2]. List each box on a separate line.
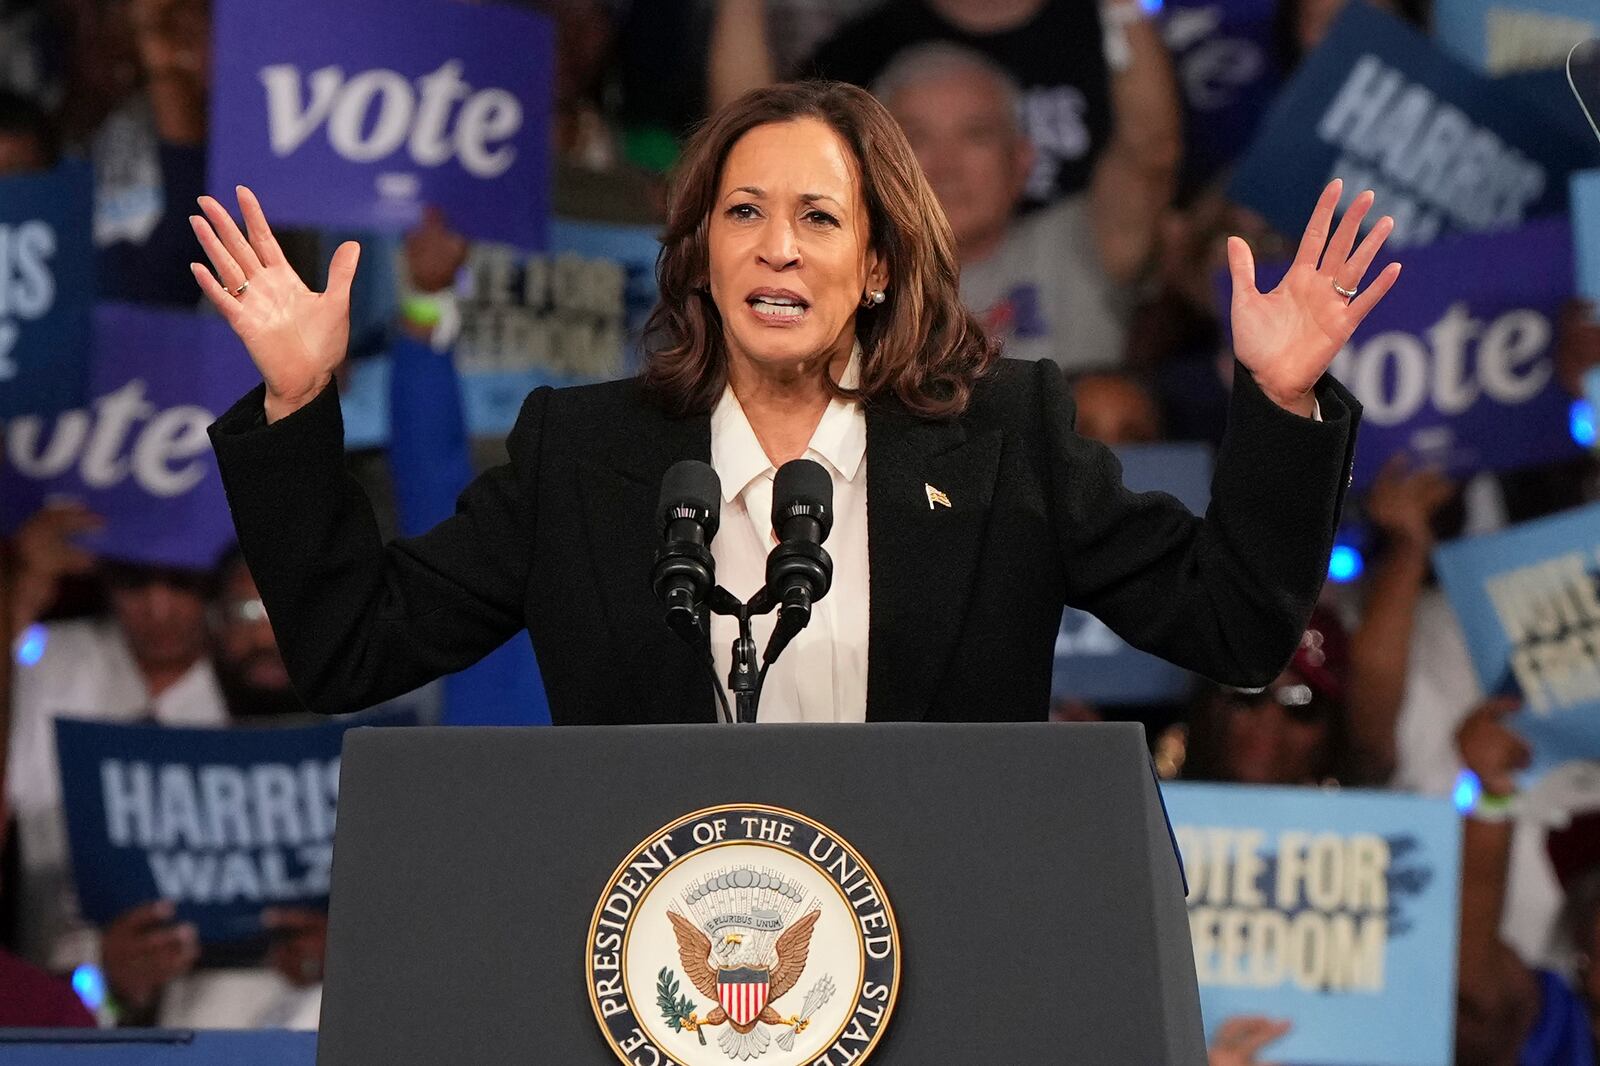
[651, 460, 721, 641]
[762, 458, 834, 664]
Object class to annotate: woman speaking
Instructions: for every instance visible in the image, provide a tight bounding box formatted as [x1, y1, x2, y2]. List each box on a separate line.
[192, 81, 1394, 726]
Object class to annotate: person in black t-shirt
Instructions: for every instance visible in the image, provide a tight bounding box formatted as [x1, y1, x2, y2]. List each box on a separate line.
[803, 0, 1111, 206]
[709, 0, 1181, 222]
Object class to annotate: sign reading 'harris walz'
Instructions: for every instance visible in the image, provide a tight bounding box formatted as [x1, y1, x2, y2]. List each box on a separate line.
[54, 712, 413, 944]
[589, 805, 900, 1066]
[1230, 0, 1594, 249]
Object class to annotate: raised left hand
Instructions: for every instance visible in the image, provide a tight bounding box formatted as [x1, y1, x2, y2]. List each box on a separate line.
[1227, 179, 1401, 416]
[262, 907, 328, 987]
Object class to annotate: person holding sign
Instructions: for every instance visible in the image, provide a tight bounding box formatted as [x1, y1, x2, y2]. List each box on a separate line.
[1456, 697, 1600, 1065]
[195, 81, 1393, 726]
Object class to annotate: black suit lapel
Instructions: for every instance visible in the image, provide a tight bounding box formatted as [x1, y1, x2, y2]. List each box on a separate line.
[865, 401, 1002, 722]
[577, 403, 717, 724]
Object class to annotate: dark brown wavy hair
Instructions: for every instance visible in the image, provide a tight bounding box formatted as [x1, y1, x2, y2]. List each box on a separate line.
[642, 81, 999, 419]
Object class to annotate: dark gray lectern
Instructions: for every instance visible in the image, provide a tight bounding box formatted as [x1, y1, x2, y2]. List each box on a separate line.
[317, 722, 1205, 1064]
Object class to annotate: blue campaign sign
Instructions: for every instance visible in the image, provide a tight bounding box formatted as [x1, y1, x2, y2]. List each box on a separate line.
[1054, 443, 1213, 705]
[1224, 218, 1582, 490]
[0, 160, 94, 419]
[209, 0, 553, 249]
[1578, 169, 1600, 300]
[0, 304, 262, 571]
[342, 217, 660, 447]
[1230, 0, 1597, 250]
[1163, 783, 1461, 1066]
[1433, 503, 1600, 774]
[1433, 0, 1598, 73]
[1159, 0, 1285, 181]
[54, 711, 413, 944]
[1327, 218, 1581, 488]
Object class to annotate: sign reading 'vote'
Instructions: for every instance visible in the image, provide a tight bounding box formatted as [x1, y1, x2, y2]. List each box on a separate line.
[209, 0, 554, 248]
[0, 304, 261, 570]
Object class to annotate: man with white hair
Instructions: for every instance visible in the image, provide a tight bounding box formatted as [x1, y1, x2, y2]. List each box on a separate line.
[874, 42, 1139, 373]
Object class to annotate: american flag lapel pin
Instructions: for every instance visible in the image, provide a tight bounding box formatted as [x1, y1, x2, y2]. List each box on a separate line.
[925, 484, 951, 510]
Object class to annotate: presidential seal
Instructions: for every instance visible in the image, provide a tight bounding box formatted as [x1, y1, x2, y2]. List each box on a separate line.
[587, 804, 900, 1065]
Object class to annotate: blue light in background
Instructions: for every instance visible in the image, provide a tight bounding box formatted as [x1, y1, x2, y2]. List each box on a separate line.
[1453, 769, 1482, 814]
[1572, 399, 1596, 448]
[16, 624, 46, 667]
[1140, 0, 1163, 12]
[71, 963, 106, 1011]
[1328, 543, 1364, 583]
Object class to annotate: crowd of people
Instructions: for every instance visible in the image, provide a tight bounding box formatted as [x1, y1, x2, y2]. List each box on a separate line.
[2, 0, 1600, 1060]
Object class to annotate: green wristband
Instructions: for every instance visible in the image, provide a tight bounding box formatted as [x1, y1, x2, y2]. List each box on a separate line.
[400, 295, 444, 329]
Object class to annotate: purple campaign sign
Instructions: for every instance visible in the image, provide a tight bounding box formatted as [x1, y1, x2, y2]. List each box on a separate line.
[1223, 217, 1581, 489]
[209, 0, 553, 250]
[0, 304, 262, 571]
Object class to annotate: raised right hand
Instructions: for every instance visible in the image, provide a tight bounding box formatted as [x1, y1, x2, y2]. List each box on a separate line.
[101, 899, 199, 1012]
[189, 185, 360, 423]
[1208, 1015, 1291, 1066]
[1364, 453, 1456, 553]
[1456, 696, 1529, 797]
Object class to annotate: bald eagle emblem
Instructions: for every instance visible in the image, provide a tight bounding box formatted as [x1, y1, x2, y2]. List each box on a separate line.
[588, 805, 899, 1066]
[659, 866, 830, 1060]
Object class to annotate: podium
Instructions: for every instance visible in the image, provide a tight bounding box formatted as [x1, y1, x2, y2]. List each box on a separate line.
[317, 722, 1206, 1064]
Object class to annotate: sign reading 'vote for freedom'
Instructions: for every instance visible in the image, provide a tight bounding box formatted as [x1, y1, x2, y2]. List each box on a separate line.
[1435, 503, 1600, 774]
[1165, 784, 1460, 1066]
[0, 161, 93, 419]
[210, 0, 554, 248]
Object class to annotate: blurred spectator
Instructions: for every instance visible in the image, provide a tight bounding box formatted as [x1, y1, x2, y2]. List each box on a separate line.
[208, 547, 301, 722]
[1069, 370, 1162, 445]
[128, 549, 325, 1028]
[1131, 182, 1292, 445]
[3, 520, 334, 1025]
[873, 43, 1136, 372]
[1557, 299, 1600, 402]
[74, 0, 210, 306]
[6, 531, 223, 984]
[1347, 454, 1460, 787]
[0, 86, 57, 172]
[1273, 0, 1426, 74]
[1181, 607, 1377, 786]
[0, 946, 96, 1027]
[710, 0, 1182, 216]
[1208, 1016, 1292, 1066]
[795, 0, 1114, 205]
[1455, 700, 1600, 1065]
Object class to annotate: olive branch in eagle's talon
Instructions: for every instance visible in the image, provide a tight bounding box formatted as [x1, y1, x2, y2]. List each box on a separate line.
[657, 967, 708, 1045]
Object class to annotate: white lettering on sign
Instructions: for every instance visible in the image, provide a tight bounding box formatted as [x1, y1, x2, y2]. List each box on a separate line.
[0, 220, 58, 381]
[1315, 54, 1546, 238]
[1328, 302, 1552, 427]
[4, 380, 214, 496]
[259, 59, 522, 178]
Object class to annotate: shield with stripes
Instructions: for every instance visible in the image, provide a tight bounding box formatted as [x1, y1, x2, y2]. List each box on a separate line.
[717, 967, 770, 1026]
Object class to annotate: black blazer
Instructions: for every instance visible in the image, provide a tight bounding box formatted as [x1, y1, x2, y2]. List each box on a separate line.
[208, 357, 1360, 725]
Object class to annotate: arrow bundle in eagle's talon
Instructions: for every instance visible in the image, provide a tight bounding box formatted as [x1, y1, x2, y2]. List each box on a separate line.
[776, 975, 836, 1051]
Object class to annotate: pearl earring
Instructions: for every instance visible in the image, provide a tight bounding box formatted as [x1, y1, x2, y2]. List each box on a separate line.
[862, 289, 886, 307]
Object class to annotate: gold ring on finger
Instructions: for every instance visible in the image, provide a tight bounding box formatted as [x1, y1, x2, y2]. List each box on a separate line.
[230, 280, 250, 298]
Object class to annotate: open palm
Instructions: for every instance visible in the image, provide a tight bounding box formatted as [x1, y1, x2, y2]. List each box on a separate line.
[189, 186, 361, 421]
[1227, 180, 1401, 413]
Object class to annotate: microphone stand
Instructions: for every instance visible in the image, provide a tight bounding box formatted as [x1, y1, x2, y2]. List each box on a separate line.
[706, 585, 780, 725]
